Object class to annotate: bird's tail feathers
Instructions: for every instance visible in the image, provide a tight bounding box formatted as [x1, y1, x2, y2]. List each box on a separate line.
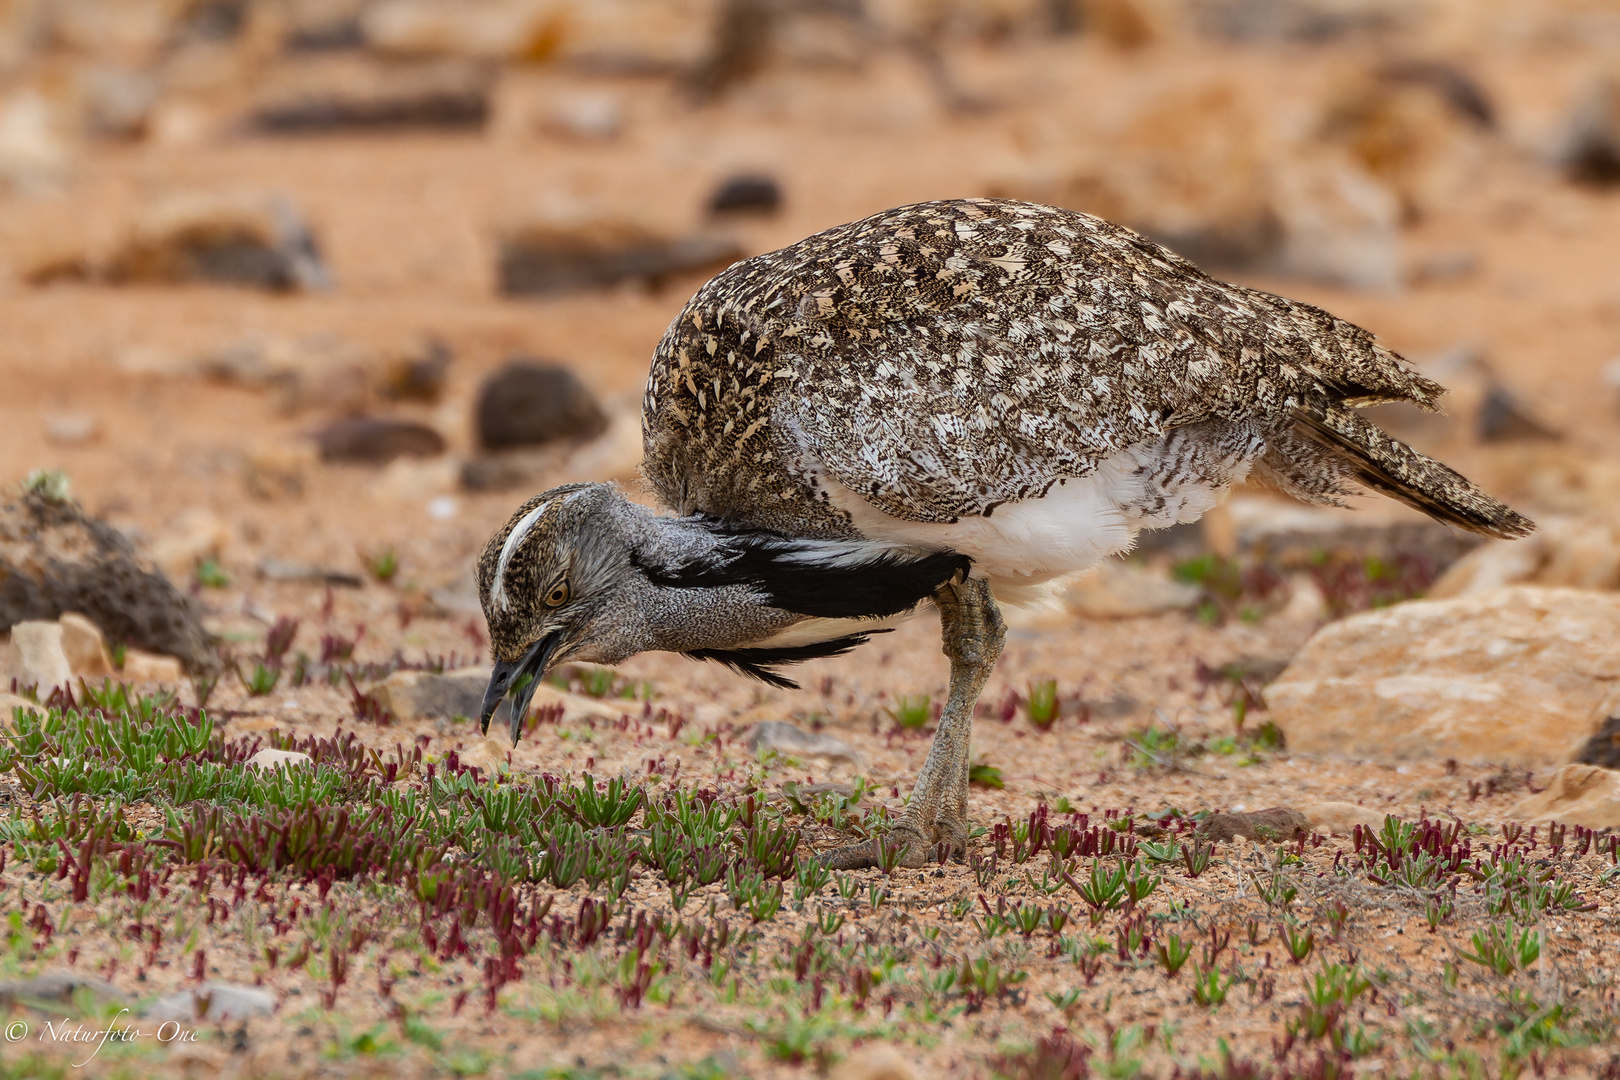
[1290, 402, 1534, 539]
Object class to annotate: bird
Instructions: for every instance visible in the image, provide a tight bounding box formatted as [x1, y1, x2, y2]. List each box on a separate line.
[476, 197, 1532, 870]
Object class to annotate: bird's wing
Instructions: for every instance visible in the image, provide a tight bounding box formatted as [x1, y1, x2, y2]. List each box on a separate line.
[767, 199, 1439, 524]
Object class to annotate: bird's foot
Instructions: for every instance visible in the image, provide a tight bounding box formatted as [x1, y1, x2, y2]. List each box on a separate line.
[817, 816, 968, 871]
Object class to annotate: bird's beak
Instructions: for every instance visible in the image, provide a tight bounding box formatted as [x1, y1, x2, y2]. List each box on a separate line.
[480, 632, 561, 745]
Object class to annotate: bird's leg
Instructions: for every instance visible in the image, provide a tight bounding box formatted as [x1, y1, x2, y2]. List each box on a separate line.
[821, 576, 1004, 870]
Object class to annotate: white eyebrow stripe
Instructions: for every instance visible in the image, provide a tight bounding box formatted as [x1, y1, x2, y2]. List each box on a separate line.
[491, 500, 550, 612]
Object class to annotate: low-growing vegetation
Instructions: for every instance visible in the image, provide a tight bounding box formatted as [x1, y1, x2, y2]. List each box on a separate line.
[3, 681, 1618, 1078]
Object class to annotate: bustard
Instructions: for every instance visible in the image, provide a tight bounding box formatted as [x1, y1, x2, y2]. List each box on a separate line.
[476, 198, 1531, 870]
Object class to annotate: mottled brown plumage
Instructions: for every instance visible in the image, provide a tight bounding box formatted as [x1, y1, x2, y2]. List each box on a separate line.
[643, 196, 1529, 539]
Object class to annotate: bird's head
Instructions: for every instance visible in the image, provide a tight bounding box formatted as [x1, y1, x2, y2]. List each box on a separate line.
[475, 482, 652, 744]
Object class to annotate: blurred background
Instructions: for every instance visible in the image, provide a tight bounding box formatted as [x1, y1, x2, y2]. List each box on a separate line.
[2, 0, 1620, 630]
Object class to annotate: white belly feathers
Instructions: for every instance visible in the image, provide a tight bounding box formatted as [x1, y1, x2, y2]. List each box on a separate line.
[818, 422, 1263, 606]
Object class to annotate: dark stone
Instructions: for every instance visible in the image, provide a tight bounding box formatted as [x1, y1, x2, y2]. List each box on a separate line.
[708, 174, 782, 216]
[1574, 713, 1620, 770]
[379, 338, 452, 403]
[249, 66, 492, 134]
[1197, 807, 1310, 843]
[251, 87, 489, 133]
[1381, 60, 1495, 128]
[178, 0, 248, 42]
[682, 0, 775, 103]
[1477, 384, 1561, 443]
[314, 417, 446, 464]
[283, 19, 365, 52]
[0, 492, 215, 673]
[497, 229, 744, 297]
[104, 195, 330, 293]
[474, 361, 608, 451]
[1195, 0, 1397, 43]
[1563, 78, 1620, 187]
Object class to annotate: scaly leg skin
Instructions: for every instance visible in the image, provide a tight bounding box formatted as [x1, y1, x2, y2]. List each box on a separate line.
[821, 576, 1005, 870]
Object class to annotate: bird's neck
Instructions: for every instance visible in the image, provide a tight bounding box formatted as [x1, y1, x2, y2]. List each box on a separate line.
[626, 514, 805, 654]
[637, 582, 804, 655]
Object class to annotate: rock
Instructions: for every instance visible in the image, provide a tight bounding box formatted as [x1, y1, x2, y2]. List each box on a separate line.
[747, 721, 862, 769]
[248, 749, 313, 771]
[475, 361, 608, 451]
[377, 338, 452, 404]
[0, 89, 73, 195]
[9, 620, 73, 693]
[1194, 0, 1413, 43]
[708, 173, 782, 216]
[538, 91, 624, 141]
[103, 190, 330, 292]
[1060, 562, 1202, 619]
[1507, 765, 1620, 829]
[829, 1045, 917, 1080]
[1560, 74, 1620, 187]
[1316, 63, 1492, 224]
[1572, 686, 1620, 768]
[243, 442, 319, 501]
[197, 334, 372, 415]
[551, 0, 717, 72]
[1477, 384, 1561, 443]
[1266, 587, 1620, 767]
[463, 404, 643, 492]
[1429, 516, 1620, 598]
[1300, 801, 1391, 837]
[144, 982, 276, 1023]
[1604, 356, 1620, 403]
[360, 0, 564, 60]
[376, 667, 627, 725]
[497, 206, 745, 296]
[1197, 806, 1310, 842]
[1269, 153, 1402, 291]
[0, 692, 43, 718]
[0, 970, 125, 1009]
[249, 60, 491, 134]
[119, 650, 185, 685]
[314, 417, 446, 464]
[257, 559, 363, 588]
[425, 572, 481, 617]
[81, 65, 159, 140]
[58, 612, 112, 677]
[45, 413, 99, 445]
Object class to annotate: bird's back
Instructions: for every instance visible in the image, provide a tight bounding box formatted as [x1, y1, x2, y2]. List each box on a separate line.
[642, 198, 1526, 542]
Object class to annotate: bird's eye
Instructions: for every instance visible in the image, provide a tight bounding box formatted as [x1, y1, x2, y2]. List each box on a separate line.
[544, 581, 570, 608]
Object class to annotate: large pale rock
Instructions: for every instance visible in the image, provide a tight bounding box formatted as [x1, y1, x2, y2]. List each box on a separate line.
[1429, 516, 1620, 598]
[496, 202, 743, 296]
[1301, 801, 1391, 837]
[1265, 587, 1620, 767]
[0, 692, 43, 718]
[10, 620, 72, 693]
[119, 649, 185, 684]
[247, 749, 313, 771]
[58, 612, 112, 676]
[747, 721, 862, 769]
[1508, 765, 1620, 829]
[144, 982, 276, 1022]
